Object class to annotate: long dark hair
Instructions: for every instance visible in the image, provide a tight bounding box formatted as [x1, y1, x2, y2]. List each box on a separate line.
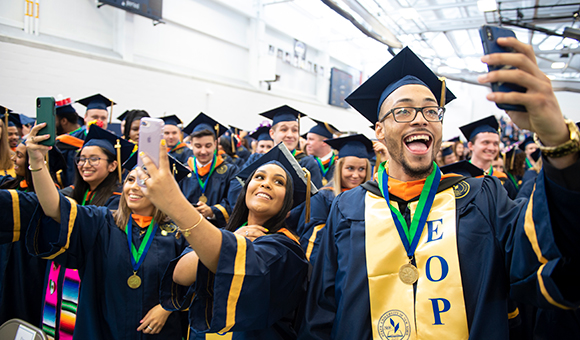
[0, 146, 34, 192]
[121, 110, 150, 141]
[71, 147, 119, 206]
[226, 166, 294, 234]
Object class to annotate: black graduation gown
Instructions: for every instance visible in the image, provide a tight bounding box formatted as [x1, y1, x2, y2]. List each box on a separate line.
[20, 192, 188, 340]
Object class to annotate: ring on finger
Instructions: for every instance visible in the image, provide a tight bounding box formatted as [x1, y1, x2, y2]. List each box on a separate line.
[147, 326, 153, 331]
[245, 230, 249, 236]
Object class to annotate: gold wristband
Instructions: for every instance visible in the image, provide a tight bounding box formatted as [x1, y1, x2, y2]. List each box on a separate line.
[28, 161, 47, 172]
[533, 119, 580, 159]
[178, 213, 204, 237]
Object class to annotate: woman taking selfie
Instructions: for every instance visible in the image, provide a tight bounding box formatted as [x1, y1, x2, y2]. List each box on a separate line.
[13, 122, 190, 339]
[148, 143, 311, 339]
[297, 134, 373, 264]
[0, 141, 66, 327]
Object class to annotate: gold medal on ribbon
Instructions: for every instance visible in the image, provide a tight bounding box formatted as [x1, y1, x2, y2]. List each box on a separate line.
[127, 272, 142, 289]
[399, 263, 419, 285]
[199, 194, 208, 203]
[322, 178, 328, 186]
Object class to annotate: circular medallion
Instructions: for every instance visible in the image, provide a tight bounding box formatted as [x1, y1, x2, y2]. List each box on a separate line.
[399, 263, 419, 285]
[378, 309, 411, 340]
[199, 194, 208, 203]
[216, 164, 227, 174]
[161, 230, 168, 236]
[453, 181, 470, 199]
[127, 274, 141, 289]
[322, 178, 328, 186]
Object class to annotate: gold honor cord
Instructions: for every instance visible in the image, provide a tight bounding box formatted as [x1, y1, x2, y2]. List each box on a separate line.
[115, 139, 122, 183]
[303, 167, 311, 224]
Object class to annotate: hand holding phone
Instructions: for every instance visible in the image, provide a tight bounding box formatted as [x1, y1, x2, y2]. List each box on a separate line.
[479, 25, 527, 112]
[36, 97, 56, 146]
[137, 118, 164, 179]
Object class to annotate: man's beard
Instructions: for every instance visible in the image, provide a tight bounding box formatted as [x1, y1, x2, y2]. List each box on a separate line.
[387, 139, 435, 180]
[56, 124, 64, 135]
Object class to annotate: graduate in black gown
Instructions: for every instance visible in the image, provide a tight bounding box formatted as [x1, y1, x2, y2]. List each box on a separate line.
[0, 142, 66, 327]
[161, 115, 194, 165]
[297, 134, 373, 265]
[299, 41, 580, 340]
[138, 142, 313, 339]
[179, 113, 239, 228]
[17, 123, 190, 340]
[304, 119, 342, 186]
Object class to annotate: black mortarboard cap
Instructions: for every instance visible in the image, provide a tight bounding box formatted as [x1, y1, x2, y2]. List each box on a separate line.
[182, 112, 227, 138]
[259, 105, 306, 126]
[235, 142, 318, 208]
[324, 134, 374, 159]
[530, 148, 541, 163]
[83, 125, 134, 163]
[518, 136, 536, 151]
[307, 119, 342, 139]
[1, 113, 35, 129]
[345, 47, 456, 124]
[459, 115, 499, 142]
[159, 115, 183, 127]
[55, 97, 77, 117]
[76, 94, 115, 111]
[249, 126, 273, 142]
[122, 152, 191, 183]
[441, 145, 454, 157]
[503, 146, 523, 171]
[446, 136, 461, 143]
[440, 160, 484, 178]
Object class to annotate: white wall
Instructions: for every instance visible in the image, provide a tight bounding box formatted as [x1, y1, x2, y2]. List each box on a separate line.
[0, 0, 578, 142]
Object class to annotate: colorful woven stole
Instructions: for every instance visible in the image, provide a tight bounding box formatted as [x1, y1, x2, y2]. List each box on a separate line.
[365, 185, 468, 339]
[42, 263, 80, 340]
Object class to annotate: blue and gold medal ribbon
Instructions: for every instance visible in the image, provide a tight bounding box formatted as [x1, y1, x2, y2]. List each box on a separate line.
[377, 161, 441, 255]
[192, 150, 218, 198]
[315, 155, 335, 178]
[126, 215, 158, 271]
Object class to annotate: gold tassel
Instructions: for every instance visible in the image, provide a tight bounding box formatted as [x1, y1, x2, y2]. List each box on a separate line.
[303, 167, 311, 224]
[56, 170, 64, 188]
[115, 139, 122, 183]
[439, 77, 447, 108]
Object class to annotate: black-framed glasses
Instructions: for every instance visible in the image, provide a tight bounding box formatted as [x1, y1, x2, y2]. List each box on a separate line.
[75, 156, 103, 167]
[380, 106, 445, 123]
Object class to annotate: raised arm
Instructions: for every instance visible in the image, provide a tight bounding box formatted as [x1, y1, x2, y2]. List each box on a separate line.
[26, 123, 61, 222]
[137, 139, 222, 272]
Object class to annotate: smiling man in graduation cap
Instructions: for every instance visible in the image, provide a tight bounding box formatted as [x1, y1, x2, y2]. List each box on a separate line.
[76, 93, 115, 132]
[300, 39, 580, 340]
[179, 112, 239, 227]
[259, 105, 323, 188]
[305, 119, 342, 186]
[459, 116, 518, 198]
[160, 115, 193, 165]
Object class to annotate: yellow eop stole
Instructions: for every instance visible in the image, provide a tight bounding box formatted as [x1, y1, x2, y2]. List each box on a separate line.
[365, 186, 469, 339]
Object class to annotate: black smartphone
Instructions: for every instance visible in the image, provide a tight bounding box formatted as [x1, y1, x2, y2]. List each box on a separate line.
[479, 25, 527, 112]
[36, 97, 56, 146]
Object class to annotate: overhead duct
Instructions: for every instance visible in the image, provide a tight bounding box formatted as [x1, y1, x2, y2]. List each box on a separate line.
[321, 0, 402, 49]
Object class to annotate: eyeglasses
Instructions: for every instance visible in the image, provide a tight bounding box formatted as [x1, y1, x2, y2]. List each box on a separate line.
[75, 156, 103, 167]
[380, 106, 445, 123]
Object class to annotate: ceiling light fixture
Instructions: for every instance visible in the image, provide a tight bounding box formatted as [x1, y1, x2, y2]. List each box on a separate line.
[551, 62, 566, 69]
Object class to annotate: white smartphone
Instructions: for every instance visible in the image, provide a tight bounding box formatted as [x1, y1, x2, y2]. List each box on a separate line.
[137, 118, 164, 170]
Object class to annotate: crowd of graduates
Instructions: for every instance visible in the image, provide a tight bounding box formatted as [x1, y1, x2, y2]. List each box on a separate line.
[0, 36, 579, 340]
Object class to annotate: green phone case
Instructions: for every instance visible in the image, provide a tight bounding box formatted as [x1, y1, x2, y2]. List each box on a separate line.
[36, 97, 56, 146]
